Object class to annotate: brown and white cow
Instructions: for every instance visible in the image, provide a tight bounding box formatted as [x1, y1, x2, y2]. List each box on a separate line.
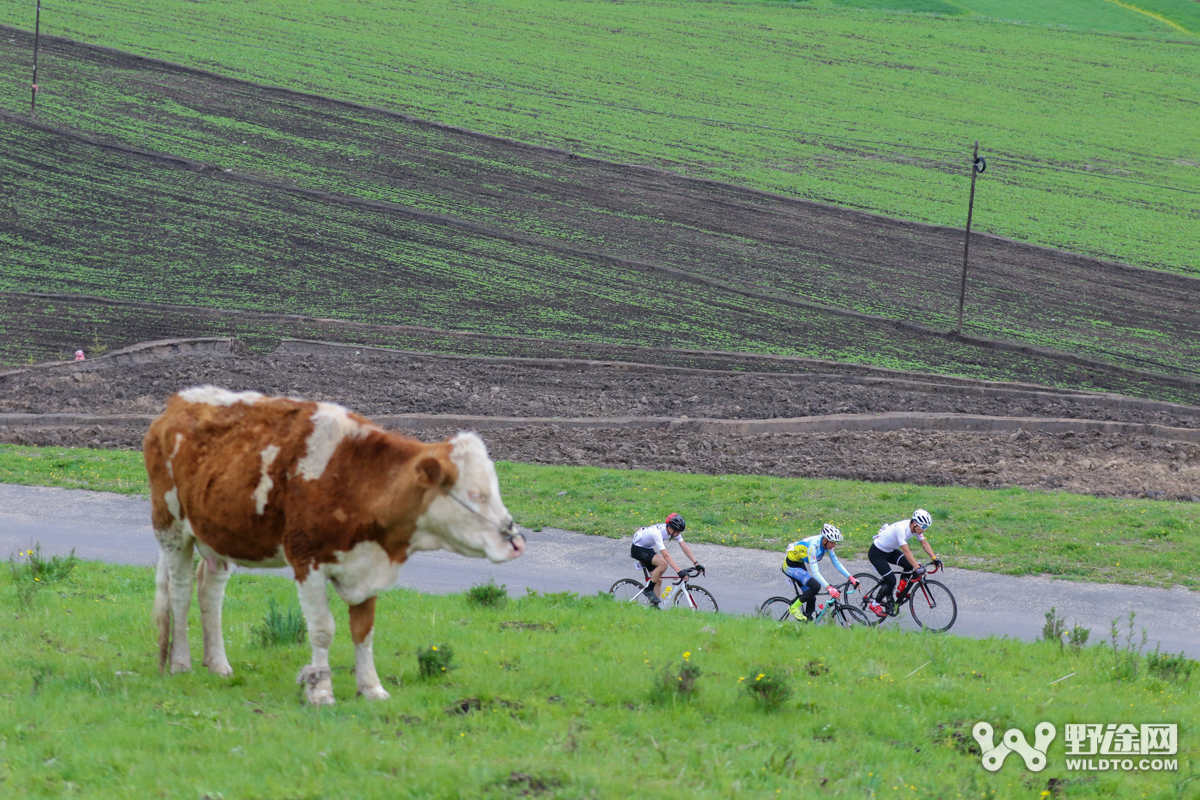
[144, 386, 524, 705]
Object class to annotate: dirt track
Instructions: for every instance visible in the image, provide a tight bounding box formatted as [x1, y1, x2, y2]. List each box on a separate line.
[2, 347, 1198, 501]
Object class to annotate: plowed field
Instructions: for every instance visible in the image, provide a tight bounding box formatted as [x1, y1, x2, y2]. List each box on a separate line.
[3, 348, 1198, 501]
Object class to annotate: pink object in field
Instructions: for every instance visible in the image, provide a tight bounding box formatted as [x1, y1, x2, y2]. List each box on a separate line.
[74, 350, 85, 361]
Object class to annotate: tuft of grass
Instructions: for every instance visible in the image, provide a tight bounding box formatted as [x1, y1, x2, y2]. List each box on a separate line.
[741, 667, 793, 712]
[8, 543, 78, 606]
[465, 579, 508, 609]
[417, 644, 456, 679]
[252, 597, 307, 647]
[649, 656, 702, 704]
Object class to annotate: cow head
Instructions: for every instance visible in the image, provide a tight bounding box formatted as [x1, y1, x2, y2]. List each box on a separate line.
[411, 432, 524, 562]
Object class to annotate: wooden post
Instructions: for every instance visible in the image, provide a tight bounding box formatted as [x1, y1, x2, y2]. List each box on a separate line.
[30, 0, 42, 116]
[955, 140, 981, 336]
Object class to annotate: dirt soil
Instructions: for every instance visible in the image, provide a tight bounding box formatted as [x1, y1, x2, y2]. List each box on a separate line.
[2, 351, 1197, 501]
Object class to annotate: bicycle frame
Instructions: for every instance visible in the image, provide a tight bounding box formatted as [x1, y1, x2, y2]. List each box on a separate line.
[635, 563, 705, 609]
[783, 577, 859, 621]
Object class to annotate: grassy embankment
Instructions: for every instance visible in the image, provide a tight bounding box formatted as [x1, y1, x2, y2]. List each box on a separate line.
[0, 0, 1195, 275]
[0, 558, 1195, 799]
[3, 444, 1197, 588]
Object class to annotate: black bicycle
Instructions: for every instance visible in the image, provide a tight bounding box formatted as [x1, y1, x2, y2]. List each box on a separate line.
[852, 562, 957, 632]
[758, 578, 870, 627]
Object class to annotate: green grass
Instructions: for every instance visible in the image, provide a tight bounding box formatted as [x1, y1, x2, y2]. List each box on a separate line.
[0, 560, 1194, 799]
[0, 0, 1195, 276]
[4, 444, 1198, 588]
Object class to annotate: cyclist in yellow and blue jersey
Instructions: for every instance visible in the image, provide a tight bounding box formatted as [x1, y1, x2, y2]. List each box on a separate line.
[782, 524, 857, 621]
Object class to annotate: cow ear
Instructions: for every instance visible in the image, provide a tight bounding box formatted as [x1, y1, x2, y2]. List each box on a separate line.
[415, 456, 443, 489]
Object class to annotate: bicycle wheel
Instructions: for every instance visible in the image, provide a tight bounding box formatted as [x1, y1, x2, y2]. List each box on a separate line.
[676, 584, 718, 612]
[610, 578, 652, 606]
[908, 579, 957, 632]
[851, 572, 887, 626]
[758, 596, 795, 621]
[833, 604, 871, 628]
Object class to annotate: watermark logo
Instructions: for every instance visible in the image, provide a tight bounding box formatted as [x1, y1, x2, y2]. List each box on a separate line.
[972, 721, 1178, 772]
[1064, 724, 1177, 772]
[973, 721, 1056, 772]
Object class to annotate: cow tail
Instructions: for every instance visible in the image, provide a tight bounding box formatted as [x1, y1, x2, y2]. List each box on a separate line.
[153, 549, 171, 672]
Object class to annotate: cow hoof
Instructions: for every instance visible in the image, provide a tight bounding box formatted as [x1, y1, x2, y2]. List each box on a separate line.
[306, 686, 336, 706]
[359, 686, 390, 702]
[206, 661, 234, 677]
[169, 661, 192, 674]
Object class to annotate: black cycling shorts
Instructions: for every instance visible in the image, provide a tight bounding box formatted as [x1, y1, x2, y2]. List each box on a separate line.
[631, 543, 658, 572]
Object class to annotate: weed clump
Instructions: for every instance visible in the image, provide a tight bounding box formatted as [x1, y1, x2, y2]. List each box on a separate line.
[253, 597, 306, 646]
[741, 668, 792, 711]
[8, 543, 78, 605]
[649, 657, 701, 704]
[465, 578, 508, 609]
[1146, 645, 1196, 683]
[417, 644, 456, 679]
[1040, 607, 1089, 651]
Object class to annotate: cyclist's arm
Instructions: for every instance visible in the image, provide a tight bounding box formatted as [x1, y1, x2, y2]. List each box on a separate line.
[899, 543, 921, 571]
[806, 557, 831, 588]
[679, 540, 699, 567]
[919, 537, 937, 564]
[828, 550, 852, 580]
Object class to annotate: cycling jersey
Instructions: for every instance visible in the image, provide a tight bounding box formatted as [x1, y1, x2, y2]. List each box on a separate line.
[782, 533, 851, 588]
[873, 520, 926, 553]
[632, 523, 683, 552]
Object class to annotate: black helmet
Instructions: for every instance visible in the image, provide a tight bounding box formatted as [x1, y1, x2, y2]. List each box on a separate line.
[665, 513, 686, 534]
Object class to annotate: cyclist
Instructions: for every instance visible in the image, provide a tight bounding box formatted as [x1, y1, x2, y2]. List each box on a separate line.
[630, 513, 703, 606]
[867, 508, 942, 618]
[782, 524, 857, 621]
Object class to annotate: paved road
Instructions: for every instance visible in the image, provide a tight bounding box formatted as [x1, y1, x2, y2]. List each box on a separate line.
[3, 484, 1197, 657]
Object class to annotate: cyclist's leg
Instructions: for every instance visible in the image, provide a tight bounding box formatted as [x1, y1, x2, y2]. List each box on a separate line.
[868, 544, 905, 604]
[630, 544, 659, 601]
[783, 566, 819, 619]
[649, 550, 671, 599]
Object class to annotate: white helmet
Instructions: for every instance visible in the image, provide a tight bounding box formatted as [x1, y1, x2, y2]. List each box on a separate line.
[912, 509, 933, 529]
[821, 523, 843, 542]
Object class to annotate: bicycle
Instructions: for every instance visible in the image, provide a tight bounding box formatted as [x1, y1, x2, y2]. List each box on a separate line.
[609, 564, 718, 612]
[758, 578, 869, 627]
[852, 561, 957, 632]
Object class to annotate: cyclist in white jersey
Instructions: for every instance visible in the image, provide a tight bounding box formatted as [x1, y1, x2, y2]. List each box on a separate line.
[867, 508, 942, 617]
[781, 524, 857, 621]
[630, 513, 703, 606]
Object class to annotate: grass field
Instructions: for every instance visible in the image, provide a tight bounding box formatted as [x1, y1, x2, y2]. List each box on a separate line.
[3, 444, 1197, 588]
[0, 560, 1194, 798]
[0, 0, 1195, 276]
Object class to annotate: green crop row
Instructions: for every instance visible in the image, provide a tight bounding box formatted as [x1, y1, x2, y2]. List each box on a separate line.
[0, 0, 1194, 279]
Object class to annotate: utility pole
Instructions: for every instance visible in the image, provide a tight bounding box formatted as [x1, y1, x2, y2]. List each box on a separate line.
[955, 141, 985, 335]
[31, 0, 42, 116]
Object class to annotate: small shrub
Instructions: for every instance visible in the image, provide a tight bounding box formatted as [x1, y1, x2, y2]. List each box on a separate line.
[465, 578, 508, 609]
[417, 644, 456, 679]
[8, 544, 78, 605]
[649, 659, 701, 704]
[741, 668, 792, 711]
[1067, 623, 1090, 650]
[1146, 645, 1196, 683]
[1108, 611, 1148, 681]
[1040, 607, 1067, 647]
[253, 597, 307, 646]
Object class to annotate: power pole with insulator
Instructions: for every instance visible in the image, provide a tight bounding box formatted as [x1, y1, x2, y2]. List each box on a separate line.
[956, 140, 986, 335]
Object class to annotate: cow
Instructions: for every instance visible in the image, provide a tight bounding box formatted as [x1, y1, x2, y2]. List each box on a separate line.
[143, 386, 524, 705]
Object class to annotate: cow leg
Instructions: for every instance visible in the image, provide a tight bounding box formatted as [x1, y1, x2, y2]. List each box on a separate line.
[295, 569, 336, 706]
[196, 555, 234, 676]
[348, 596, 389, 701]
[159, 530, 196, 674]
